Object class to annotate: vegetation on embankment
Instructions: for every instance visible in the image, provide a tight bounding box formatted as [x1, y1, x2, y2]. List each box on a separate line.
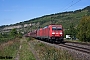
[0, 27, 36, 60]
[66, 15, 90, 42]
[0, 28, 22, 60]
[0, 28, 22, 44]
[19, 38, 36, 60]
[77, 16, 90, 42]
[29, 39, 75, 60]
[0, 38, 20, 60]
[64, 15, 90, 42]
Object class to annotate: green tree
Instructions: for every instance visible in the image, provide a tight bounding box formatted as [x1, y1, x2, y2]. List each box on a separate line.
[18, 31, 22, 38]
[64, 23, 77, 40]
[10, 28, 18, 38]
[0, 33, 3, 38]
[69, 23, 77, 40]
[77, 16, 90, 42]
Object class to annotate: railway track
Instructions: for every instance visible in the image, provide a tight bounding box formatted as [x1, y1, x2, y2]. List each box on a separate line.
[65, 41, 90, 46]
[59, 43, 90, 54]
[37, 39, 90, 54]
[37, 39, 90, 60]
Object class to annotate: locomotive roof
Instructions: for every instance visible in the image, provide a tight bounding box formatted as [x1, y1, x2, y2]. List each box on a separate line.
[50, 25, 62, 27]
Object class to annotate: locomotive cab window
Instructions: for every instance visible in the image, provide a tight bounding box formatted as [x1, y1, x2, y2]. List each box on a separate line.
[52, 27, 62, 30]
[52, 27, 56, 30]
[57, 28, 62, 30]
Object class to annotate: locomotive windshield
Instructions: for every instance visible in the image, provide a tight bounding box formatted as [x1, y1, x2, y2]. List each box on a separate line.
[52, 27, 62, 30]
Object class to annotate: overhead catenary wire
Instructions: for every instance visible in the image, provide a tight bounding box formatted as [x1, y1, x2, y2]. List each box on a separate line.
[63, 0, 74, 9]
[63, 0, 82, 11]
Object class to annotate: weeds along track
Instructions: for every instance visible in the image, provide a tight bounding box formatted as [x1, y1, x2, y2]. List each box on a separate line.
[58, 42, 90, 54]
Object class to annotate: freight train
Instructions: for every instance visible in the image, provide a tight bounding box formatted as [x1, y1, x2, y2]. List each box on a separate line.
[25, 24, 64, 43]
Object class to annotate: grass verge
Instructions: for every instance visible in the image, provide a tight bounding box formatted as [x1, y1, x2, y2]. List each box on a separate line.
[19, 38, 35, 60]
[0, 38, 20, 60]
[29, 40, 76, 60]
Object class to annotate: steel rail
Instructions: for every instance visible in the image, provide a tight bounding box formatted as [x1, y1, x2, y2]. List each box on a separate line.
[59, 44, 90, 54]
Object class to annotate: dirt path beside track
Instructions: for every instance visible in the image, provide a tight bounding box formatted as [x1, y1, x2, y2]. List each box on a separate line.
[14, 37, 36, 60]
[14, 39, 22, 60]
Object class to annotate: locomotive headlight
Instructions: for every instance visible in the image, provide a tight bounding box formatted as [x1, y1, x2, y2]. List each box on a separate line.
[60, 32, 62, 34]
[52, 32, 55, 34]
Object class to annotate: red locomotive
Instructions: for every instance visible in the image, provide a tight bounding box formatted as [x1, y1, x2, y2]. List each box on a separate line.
[27, 24, 64, 43]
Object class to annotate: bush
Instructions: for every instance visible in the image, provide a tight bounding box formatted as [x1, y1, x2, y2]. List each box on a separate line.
[77, 16, 90, 42]
[26, 37, 32, 42]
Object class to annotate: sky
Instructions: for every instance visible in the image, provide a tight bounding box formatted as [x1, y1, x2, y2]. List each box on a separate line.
[0, 0, 90, 26]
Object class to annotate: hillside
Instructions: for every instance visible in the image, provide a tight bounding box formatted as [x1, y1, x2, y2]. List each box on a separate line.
[0, 6, 90, 33]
